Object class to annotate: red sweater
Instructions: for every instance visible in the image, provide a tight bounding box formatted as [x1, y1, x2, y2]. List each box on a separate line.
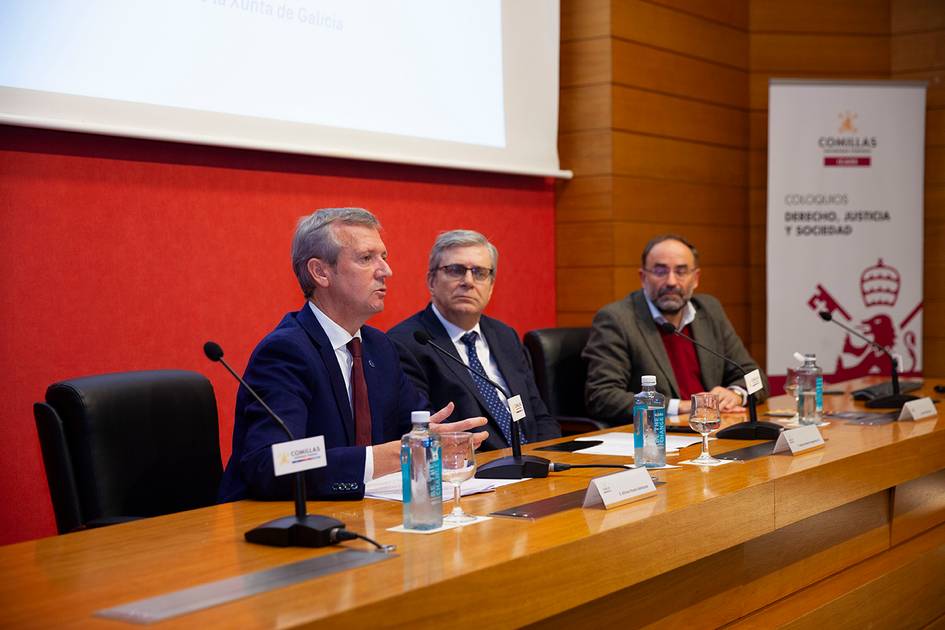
[657, 324, 705, 400]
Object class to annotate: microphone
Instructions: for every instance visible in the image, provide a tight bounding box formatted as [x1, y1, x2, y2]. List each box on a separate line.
[817, 312, 917, 408]
[203, 341, 347, 548]
[657, 323, 782, 440]
[412, 330, 551, 479]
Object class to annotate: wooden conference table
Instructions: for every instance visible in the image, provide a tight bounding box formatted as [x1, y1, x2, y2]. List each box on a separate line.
[2, 377, 945, 629]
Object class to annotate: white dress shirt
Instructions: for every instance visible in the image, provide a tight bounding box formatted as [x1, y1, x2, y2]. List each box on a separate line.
[643, 295, 745, 416]
[430, 303, 511, 404]
[308, 302, 374, 482]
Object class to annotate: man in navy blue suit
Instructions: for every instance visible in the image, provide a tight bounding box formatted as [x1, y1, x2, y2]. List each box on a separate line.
[218, 209, 487, 502]
[389, 230, 560, 451]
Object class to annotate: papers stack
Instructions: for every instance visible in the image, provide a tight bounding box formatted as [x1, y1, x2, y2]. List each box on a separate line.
[573, 432, 703, 457]
[365, 471, 523, 502]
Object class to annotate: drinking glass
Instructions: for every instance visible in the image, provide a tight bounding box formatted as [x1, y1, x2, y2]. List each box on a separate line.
[784, 367, 800, 416]
[439, 432, 477, 523]
[688, 393, 722, 465]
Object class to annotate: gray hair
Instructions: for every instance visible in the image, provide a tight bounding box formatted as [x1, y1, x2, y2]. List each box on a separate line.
[427, 229, 498, 281]
[291, 208, 381, 298]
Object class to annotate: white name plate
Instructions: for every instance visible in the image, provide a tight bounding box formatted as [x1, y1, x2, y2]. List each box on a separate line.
[583, 467, 656, 509]
[744, 369, 764, 396]
[898, 397, 938, 421]
[272, 435, 327, 476]
[507, 394, 526, 422]
[772, 425, 824, 455]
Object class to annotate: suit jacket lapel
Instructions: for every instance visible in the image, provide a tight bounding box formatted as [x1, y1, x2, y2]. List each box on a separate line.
[420, 305, 491, 415]
[481, 317, 531, 433]
[296, 304, 355, 444]
[631, 292, 680, 397]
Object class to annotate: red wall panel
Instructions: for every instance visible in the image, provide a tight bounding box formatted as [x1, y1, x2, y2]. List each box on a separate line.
[0, 125, 556, 544]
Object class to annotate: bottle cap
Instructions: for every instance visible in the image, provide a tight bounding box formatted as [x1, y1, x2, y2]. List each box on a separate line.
[641, 375, 657, 386]
[411, 411, 431, 425]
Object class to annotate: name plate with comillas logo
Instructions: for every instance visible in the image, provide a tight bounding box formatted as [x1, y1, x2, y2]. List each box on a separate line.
[772, 425, 824, 455]
[272, 436, 327, 476]
[583, 467, 656, 509]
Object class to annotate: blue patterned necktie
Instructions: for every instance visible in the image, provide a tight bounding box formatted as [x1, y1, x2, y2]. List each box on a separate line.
[460, 331, 521, 446]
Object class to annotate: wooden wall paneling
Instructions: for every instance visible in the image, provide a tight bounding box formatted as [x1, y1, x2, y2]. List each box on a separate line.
[646, 0, 749, 30]
[892, 0, 945, 33]
[748, 148, 766, 189]
[561, 0, 611, 41]
[751, 34, 891, 74]
[928, 185, 945, 220]
[611, 223, 749, 266]
[928, 146, 945, 185]
[611, 0, 748, 69]
[560, 38, 612, 88]
[925, 338, 945, 375]
[556, 177, 615, 223]
[559, 129, 613, 175]
[612, 132, 748, 185]
[750, 0, 890, 34]
[556, 221, 615, 267]
[560, 84, 612, 133]
[556, 266, 617, 312]
[749, 111, 767, 149]
[891, 30, 945, 72]
[748, 188, 766, 226]
[748, 225, 765, 270]
[613, 39, 748, 108]
[556, 311, 597, 327]
[611, 177, 748, 225]
[613, 86, 749, 148]
[928, 107, 945, 145]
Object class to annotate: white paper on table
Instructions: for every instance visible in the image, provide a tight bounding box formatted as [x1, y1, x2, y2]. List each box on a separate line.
[365, 471, 523, 502]
[387, 515, 492, 534]
[574, 432, 704, 457]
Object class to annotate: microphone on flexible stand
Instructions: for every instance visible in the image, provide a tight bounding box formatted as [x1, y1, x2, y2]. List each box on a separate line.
[657, 323, 782, 440]
[203, 341, 349, 548]
[412, 330, 552, 479]
[817, 311, 918, 409]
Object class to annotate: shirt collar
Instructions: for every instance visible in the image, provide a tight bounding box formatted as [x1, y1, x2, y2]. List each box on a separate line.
[308, 301, 361, 351]
[643, 292, 697, 329]
[430, 302, 483, 343]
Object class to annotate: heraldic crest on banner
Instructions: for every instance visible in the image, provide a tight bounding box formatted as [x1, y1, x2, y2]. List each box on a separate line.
[806, 258, 922, 378]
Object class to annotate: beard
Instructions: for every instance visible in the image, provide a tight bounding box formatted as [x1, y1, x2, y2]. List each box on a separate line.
[654, 287, 688, 314]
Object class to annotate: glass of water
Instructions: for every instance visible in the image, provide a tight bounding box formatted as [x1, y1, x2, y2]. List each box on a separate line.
[439, 432, 477, 523]
[689, 393, 722, 465]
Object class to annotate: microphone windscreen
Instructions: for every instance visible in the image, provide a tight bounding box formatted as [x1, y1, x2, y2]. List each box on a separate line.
[818, 311, 833, 322]
[203, 341, 224, 362]
[657, 321, 677, 334]
[413, 330, 432, 345]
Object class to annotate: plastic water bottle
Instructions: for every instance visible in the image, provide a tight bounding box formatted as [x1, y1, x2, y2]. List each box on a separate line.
[633, 375, 666, 467]
[796, 354, 823, 425]
[401, 411, 443, 530]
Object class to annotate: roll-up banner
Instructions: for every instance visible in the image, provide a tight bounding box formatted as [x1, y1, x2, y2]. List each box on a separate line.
[766, 80, 927, 384]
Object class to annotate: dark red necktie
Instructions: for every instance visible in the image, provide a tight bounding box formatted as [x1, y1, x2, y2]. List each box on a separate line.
[346, 338, 373, 446]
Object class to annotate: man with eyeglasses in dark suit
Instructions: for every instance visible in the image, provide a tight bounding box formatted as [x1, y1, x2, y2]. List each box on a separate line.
[583, 234, 767, 425]
[389, 230, 561, 451]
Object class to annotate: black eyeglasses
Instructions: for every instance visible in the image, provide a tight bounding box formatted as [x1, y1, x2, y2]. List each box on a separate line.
[643, 265, 698, 279]
[437, 264, 494, 282]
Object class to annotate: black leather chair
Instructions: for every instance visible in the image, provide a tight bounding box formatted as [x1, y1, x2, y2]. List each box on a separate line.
[33, 370, 223, 534]
[523, 327, 608, 435]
